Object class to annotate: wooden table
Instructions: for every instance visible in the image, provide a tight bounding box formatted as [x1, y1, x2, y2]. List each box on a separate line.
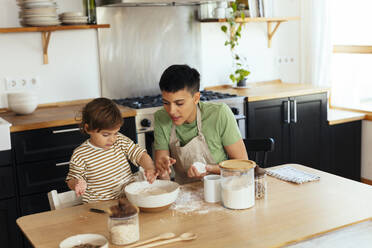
[17, 164, 372, 248]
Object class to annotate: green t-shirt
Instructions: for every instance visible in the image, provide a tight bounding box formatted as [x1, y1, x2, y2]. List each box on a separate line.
[154, 101, 242, 164]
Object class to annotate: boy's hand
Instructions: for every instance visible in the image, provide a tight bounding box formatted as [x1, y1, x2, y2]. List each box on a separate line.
[144, 168, 158, 184]
[74, 179, 87, 196]
[156, 156, 176, 174]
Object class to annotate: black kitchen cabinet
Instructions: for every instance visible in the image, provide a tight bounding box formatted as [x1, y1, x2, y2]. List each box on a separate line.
[0, 198, 22, 248]
[246, 93, 328, 170]
[328, 121, 361, 181]
[0, 150, 22, 248]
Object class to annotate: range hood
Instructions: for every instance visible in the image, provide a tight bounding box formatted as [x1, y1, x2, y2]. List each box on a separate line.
[97, 0, 219, 6]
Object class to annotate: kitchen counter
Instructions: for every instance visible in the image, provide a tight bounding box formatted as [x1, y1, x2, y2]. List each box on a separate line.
[204, 79, 329, 102]
[328, 109, 366, 125]
[0, 100, 136, 132]
[17, 164, 372, 248]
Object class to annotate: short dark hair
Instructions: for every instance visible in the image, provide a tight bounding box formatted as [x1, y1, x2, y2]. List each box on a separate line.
[79, 97, 123, 134]
[159, 64, 200, 94]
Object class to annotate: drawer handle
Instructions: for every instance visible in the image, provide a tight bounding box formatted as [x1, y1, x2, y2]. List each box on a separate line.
[56, 162, 69, 167]
[52, 128, 80, 134]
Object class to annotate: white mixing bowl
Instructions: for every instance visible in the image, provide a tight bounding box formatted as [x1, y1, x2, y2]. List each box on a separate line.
[7, 92, 38, 115]
[125, 180, 179, 212]
[59, 233, 108, 248]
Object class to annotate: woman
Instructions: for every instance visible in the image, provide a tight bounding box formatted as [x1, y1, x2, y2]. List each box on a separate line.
[154, 64, 248, 184]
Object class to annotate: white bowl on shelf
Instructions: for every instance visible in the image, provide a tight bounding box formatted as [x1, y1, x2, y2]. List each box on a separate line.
[7, 91, 38, 115]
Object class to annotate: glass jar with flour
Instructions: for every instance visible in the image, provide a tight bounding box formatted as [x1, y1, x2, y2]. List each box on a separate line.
[219, 160, 256, 209]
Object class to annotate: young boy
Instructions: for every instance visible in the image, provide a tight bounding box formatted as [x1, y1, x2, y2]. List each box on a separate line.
[66, 98, 157, 202]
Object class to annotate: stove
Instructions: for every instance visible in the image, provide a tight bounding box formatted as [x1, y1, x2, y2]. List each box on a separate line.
[113, 90, 246, 153]
[114, 91, 240, 109]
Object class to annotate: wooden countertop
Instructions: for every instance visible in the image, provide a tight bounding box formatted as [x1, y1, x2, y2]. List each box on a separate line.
[17, 164, 372, 248]
[204, 79, 330, 102]
[0, 100, 136, 132]
[328, 109, 366, 125]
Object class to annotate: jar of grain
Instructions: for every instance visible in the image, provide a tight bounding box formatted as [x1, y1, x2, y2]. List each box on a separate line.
[108, 211, 139, 245]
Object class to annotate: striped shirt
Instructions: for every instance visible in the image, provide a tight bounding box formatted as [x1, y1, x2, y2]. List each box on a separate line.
[66, 133, 145, 203]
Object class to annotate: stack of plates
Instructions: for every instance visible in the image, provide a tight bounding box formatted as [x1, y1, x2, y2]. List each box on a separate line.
[19, 0, 60, 26]
[60, 12, 88, 25]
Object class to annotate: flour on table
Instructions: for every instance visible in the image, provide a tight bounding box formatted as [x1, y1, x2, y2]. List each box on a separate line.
[170, 183, 225, 214]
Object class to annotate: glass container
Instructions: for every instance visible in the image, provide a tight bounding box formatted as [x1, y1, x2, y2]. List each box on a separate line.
[108, 212, 139, 245]
[255, 173, 267, 199]
[83, 0, 96, 24]
[219, 159, 256, 209]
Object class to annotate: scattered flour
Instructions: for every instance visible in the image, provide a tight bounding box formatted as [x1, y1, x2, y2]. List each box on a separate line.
[170, 184, 225, 214]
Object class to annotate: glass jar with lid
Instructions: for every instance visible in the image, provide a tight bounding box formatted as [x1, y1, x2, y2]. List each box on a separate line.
[219, 159, 256, 209]
[108, 210, 139, 245]
[255, 166, 267, 199]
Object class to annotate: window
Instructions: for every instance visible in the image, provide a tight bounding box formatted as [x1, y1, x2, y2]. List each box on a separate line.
[330, 0, 372, 110]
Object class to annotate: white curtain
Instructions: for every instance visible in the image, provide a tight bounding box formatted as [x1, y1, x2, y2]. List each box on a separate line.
[300, 0, 333, 87]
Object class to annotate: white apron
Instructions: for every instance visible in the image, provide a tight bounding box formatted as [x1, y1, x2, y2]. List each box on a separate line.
[169, 105, 216, 184]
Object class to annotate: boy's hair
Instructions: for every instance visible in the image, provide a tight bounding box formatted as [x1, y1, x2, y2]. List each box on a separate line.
[79, 97, 123, 134]
[159, 64, 200, 94]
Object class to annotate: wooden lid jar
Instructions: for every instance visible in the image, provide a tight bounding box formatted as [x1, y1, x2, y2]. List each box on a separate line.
[219, 160, 256, 209]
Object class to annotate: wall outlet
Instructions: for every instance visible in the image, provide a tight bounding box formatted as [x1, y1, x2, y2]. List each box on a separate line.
[5, 77, 19, 90]
[4, 76, 39, 91]
[276, 56, 295, 64]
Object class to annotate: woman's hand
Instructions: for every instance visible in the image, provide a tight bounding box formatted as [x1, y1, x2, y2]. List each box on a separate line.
[74, 179, 87, 196]
[156, 156, 176, 175]
[187, 165, 207, 178]
[144, 168, 158, 184]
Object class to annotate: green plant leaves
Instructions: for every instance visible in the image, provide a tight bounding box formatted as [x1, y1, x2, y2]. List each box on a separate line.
[220, 3, 250, 84]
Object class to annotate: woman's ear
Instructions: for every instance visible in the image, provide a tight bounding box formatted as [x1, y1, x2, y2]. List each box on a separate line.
[193, 91, 201, 104]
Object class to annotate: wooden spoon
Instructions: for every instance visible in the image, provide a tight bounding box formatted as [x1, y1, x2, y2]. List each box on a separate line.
[125, 233, 176, 248]
[136, 233, 197, 248]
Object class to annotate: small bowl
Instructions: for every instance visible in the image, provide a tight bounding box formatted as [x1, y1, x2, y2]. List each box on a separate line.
[7, 92, 38, 115]
[125, 180, 179, 212]
[59, 233, 108, 248]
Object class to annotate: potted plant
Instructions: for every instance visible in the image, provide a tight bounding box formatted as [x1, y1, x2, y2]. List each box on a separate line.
[221, 2, 251, 87]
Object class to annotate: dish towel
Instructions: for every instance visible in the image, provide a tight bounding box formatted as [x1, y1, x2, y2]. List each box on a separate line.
[267, 166, 320, 184]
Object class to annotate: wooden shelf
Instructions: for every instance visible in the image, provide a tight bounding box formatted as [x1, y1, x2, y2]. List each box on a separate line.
[0, 24, 110, 64]
[200, 17, 300, 48]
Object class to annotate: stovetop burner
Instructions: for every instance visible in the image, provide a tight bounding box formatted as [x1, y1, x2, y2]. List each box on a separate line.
[113, 90, 238, 109]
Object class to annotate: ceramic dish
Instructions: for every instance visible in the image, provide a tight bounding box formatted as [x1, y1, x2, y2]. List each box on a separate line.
[22, 8, 57, 14]
[26, 21, 61, 26]
[59, 234, 108, 248]
[125, 180, 179, 212]
[22, 2, 57, 8]
[60, 12, 84, 17]
[23, 0, 55, 2]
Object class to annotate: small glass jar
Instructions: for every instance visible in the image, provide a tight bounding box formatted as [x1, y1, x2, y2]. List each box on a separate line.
[219, 159, 256, 209]
[108, 212, 139, 245]
[255, 174, 267, 199]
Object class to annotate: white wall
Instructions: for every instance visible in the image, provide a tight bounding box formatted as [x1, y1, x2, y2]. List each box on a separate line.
[0, 0, 301, 108]
[0, 0, 101, 108]
[362, 121, 372, 180]
[200, 0, 301, 88]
